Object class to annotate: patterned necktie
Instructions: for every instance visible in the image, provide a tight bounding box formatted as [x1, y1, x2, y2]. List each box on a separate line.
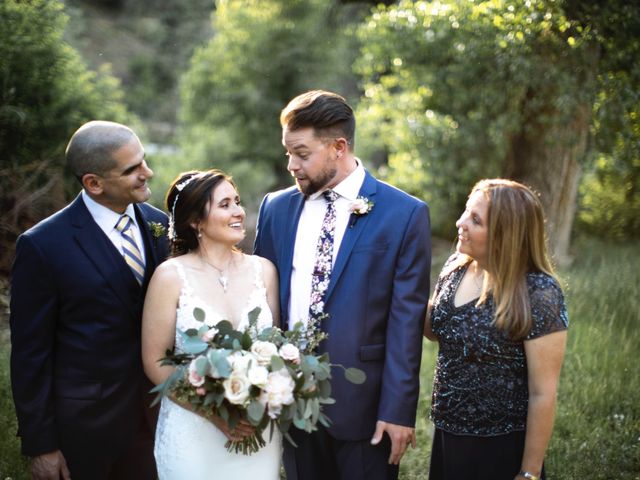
[309, 190, 339, 320]
[115, 214, 145, 285]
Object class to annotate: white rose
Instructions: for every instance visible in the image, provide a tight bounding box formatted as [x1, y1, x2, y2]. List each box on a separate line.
[188, 358, 206, 387]
[279, 343, 301, 364]
[227, 352, 258, 375]
[261, 370, 295, 419]
[223, 371, 251, 405]
[247, 364, 269, 388]
[251, 341, 278, 366]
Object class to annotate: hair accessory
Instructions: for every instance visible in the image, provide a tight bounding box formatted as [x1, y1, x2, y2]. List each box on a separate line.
[168, 174, 199, 241]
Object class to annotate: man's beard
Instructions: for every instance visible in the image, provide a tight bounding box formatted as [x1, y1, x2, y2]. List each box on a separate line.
[296, 167, 338, 196]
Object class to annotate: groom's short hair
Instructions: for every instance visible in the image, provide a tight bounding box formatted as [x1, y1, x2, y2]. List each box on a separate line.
[66, 120, 138, 180]
[281, 90, 355, 149]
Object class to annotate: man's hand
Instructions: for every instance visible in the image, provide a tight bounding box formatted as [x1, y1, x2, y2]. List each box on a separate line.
[31, 450, 70, 480]
[370, 420, 416, 465]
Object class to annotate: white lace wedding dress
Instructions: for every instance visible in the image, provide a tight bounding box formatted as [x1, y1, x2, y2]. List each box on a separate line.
[154, 256, 282, 480]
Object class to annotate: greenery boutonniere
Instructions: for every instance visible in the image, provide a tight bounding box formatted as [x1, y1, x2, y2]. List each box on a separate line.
[348, 196, 374, 228]
[148, 221, 167, 245]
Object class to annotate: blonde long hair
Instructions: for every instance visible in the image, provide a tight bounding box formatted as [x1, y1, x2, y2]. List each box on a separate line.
[467, 179, 557, 339]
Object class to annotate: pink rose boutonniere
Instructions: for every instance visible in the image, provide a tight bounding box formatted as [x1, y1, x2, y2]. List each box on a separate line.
[348, 196, 374, 228]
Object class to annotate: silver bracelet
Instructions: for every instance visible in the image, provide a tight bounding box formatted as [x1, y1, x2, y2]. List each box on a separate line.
[519, 471, 540, 480]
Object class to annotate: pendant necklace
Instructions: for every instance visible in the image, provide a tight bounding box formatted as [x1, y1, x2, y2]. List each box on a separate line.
[200, 254, 232, 293]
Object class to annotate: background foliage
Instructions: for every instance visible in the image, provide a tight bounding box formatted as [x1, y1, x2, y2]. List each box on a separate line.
[175, 0, 366, 211]
[0, 0, 638, 476]
[355, 0, 640, 250]
[0, 0, 131, 272]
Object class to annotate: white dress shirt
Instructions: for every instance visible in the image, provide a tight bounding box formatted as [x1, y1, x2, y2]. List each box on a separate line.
[288, 160, 366, 329]
[81, 190, 147, 260]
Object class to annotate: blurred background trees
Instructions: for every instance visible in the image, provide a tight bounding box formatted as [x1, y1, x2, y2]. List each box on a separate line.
[0, 0, 131, 271]
[355, 0, 640, 262]
[1, 0, 638, 272]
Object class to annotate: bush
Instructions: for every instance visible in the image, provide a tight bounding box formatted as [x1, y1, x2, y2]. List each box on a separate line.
[0, 0, 131, 272]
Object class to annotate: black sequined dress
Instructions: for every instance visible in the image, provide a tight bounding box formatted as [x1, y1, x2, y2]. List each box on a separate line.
[428, 254, 568, 479]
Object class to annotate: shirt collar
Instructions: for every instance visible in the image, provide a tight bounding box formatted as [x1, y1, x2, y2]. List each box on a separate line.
[81, 190, 138, 232]
[309, 158, 366, 202]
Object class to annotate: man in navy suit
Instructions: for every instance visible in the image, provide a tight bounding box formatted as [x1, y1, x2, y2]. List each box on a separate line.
[10, 121, 168, 479]
[254, 91, 431, 479]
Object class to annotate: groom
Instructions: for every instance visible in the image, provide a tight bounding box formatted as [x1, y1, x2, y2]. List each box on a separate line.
[10, 121, 168, 479]
[254, 90, 431, 479]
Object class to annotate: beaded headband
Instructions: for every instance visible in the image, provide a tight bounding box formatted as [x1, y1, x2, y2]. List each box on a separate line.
[168, 174, 199, 241]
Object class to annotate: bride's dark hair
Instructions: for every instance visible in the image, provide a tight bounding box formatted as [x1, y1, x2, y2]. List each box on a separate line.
[165, 169, 235, 256]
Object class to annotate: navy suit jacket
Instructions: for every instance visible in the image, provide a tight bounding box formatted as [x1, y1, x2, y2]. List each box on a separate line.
[9, 194, 169, 458]
[255, 171, 431, 440]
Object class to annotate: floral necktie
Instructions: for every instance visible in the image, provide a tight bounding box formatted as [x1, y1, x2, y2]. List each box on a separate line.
[309, 190, 339, 320]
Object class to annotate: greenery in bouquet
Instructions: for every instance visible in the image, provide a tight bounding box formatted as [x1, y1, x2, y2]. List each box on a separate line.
[151, 307, 365, 454]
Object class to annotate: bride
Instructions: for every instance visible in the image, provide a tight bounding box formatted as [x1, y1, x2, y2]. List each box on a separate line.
[142, 170, 281, 479]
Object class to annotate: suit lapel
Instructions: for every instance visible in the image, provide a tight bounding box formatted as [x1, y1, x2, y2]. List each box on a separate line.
[279, 191, 306, 314]
[69, 195, 138, 318]
[324, 172, 378, 302]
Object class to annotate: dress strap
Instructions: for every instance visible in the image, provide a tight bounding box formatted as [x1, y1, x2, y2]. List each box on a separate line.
[250, 255, 265, 290]
[173, 260, 194, 297]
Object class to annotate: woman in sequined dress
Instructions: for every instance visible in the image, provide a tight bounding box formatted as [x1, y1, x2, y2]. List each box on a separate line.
[424, 179, 568, 480]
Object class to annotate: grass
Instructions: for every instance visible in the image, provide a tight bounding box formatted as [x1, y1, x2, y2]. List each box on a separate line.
[1, 238, 638, 479]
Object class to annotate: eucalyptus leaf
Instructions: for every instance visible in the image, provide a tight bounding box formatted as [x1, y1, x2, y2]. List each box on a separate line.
[247, 399, 266, 425]
[319, 397, 336, 405]
[204, 392, 217, 407]
[304, 398, 314, 419]
[215, 320, 234, 335]
[344, 367, 367, 385]
[318, 413, 332, 428]
[247, 306, 261, 324]
[270, 355, 285, 371]
[193, 307, 206, 322]
[183, 328, 199, 337]
[283, 431, 298, 448]
[195, 356, 209, 376]
[293, 414, 307, 430]
[218, 404, 229, 422]
[318, 379, 332, 398]
[182, 335, 208, 355]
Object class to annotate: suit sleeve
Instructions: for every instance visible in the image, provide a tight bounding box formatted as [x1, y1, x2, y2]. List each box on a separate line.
[9, 234, 59, 456]
[377, 201, 431, 427]
[253, 193, 272, 259]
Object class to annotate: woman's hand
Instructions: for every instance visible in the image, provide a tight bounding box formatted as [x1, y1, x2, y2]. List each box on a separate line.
[208, 414, 256, 441]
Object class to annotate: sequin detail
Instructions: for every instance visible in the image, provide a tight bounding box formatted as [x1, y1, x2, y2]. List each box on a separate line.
[430, 254, 568, 436]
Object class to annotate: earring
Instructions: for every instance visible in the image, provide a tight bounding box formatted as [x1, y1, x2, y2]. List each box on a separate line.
[198, 230, 202, 239]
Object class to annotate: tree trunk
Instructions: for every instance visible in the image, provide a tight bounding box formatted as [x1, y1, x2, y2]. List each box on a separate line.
[505, 103, 590, 266]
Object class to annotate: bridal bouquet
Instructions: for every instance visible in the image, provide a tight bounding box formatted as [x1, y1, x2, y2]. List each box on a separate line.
[152, 307, 365, 454]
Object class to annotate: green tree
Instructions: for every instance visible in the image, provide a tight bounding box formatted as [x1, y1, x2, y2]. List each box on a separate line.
[355, 0, 640, 260]
[0, 0, 131, 272]
[179, 0, 365, 205]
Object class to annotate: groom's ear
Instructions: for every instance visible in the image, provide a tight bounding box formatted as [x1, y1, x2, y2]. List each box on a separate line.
[82, 173, 104, 195]
[333, 137, 349, 157]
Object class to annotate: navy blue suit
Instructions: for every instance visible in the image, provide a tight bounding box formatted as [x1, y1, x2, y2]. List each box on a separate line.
[255, 171, 431, 479]
[9, 194, 168, 479]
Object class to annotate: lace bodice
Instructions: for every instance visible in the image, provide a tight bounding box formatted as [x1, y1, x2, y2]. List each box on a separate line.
[173, 255, 274, 353]
[155, 255, 281, 480]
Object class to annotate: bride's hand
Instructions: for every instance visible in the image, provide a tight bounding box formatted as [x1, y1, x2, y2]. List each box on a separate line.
[209, 415, 256, 441]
